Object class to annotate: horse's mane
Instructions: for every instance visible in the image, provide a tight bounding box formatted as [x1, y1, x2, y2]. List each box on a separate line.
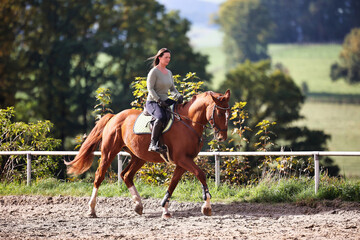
[176, 91, 213, 113]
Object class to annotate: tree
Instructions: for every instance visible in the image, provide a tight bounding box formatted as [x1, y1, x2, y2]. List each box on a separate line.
[264, 0, 360, 43]
[215, 0, 274, 68]
[1, 0, 209, 149]
[219, 60, 339, 175]
[0, 0, 23, 108]
[331, 28, 360, 84]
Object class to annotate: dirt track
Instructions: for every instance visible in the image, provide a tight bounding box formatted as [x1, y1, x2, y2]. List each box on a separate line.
[0, 195, 359, 240]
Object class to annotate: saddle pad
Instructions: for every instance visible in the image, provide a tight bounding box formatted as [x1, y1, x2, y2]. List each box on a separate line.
[133, 105, 174, 135]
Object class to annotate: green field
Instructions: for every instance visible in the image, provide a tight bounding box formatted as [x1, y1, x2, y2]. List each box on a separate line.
[295, 102, 360, 177]
[196, 43, 360, 177]
[269, 44, 360, 95]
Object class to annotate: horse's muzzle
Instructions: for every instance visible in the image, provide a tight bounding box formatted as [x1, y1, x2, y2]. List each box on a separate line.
[215, 132, 227, 142]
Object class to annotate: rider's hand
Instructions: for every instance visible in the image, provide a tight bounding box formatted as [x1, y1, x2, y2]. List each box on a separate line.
[157, 99, 168, 108]
[177, 95, 183, 104]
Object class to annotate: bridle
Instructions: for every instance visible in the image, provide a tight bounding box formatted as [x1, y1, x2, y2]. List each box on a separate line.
[208, 104, 230, 134]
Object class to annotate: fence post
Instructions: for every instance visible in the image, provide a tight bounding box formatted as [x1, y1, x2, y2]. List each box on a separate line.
[26, 153, 31, 186]
[314, 153, 319, 194]
[118, 154, 123, 186]
[215, 153, 220, 187]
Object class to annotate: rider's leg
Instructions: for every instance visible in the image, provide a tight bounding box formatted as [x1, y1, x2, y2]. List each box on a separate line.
[146, 101, 167, 152]
[148, 118, 164, 152]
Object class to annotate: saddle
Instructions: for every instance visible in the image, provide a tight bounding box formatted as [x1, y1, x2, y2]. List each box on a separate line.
[133, 104, 175, 135]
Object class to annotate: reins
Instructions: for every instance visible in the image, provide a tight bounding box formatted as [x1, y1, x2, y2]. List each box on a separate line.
[166, 107, 206, 143]
[166, 103, 230, 143]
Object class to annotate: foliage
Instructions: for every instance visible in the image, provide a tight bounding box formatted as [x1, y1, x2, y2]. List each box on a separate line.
[254, 120, 276, 152]
[254, 119, 276, 178]
[137, 157, 215, 185]
[93, 87, 113, 121]
[222, 156, 252, 186]
[130, 77, 148, 110]
[0, 0, 19, 108]
[219, 102, 314, 185]
[216, 0, 273, 67]
[0, 107, 62, 182]
[331, 28, 360, 84]
[0, 0, 209, 148]
[263, 0, 360, 43]
[137, 162, 175, 185]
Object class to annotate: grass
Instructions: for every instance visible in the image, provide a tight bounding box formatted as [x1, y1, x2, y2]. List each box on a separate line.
[269, 44, 360, 95]
[294, 102, 360, 177]
[1, 177, 359, 203]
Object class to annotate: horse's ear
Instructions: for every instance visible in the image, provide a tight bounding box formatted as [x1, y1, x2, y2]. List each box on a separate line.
[210, 91, 220, 104]
[224, 89, 230, 101]
[210, 90, 230, 103]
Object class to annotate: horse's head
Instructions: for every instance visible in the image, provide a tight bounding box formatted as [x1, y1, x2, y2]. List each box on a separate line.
[207, 90, 231, 142]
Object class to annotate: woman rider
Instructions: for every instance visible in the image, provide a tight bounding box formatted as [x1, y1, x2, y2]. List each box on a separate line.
[146, 48, 183, 152]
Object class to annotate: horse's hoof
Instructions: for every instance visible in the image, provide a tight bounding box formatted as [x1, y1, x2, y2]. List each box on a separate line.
[134, 203, 143, 215]
[201, 206, 212, 216]
[88, 212, 97, 218]
[162, 213, 172, 219]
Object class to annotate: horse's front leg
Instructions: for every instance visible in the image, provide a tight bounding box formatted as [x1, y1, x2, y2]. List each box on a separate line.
[201, 185, 212, 216]
[178, 157, 212, 216]
[161, 166, 186, 219]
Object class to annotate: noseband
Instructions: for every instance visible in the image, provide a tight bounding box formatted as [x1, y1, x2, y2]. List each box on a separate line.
[209, 104, 230, 134]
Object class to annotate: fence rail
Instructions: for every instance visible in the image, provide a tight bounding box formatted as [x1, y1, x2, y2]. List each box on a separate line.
[1, 151, 360, 194]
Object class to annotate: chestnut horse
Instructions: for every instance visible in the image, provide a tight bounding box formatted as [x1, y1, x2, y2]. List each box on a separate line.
[65, 90, 230, 219]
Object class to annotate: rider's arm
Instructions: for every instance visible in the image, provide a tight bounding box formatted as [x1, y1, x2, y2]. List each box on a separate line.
[147, 68, 160, 102]
[168, 71, 181, 100]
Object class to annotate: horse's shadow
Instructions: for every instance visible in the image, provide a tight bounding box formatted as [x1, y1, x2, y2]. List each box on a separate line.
[143, 200, 360, 219]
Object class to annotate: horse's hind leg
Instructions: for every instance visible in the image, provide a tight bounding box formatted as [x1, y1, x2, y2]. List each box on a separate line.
[88, 130, 123, 217]
[161, 165, 186, 219]
[120, 155, 145, 215]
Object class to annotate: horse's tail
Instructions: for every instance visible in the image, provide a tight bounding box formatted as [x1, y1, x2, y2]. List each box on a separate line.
[65, 113, 115, 175]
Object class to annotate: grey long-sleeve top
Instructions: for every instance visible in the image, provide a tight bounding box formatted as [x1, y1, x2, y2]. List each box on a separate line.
[146, 67, 180, 102]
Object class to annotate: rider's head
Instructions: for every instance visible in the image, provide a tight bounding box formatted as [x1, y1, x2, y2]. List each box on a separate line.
[149, 48, 171, 67]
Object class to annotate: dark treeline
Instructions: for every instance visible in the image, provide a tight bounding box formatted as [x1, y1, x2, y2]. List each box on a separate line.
[265, 0, 360, 43]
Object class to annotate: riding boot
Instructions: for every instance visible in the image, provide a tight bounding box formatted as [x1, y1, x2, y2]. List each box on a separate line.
[148, 119, 163, 152]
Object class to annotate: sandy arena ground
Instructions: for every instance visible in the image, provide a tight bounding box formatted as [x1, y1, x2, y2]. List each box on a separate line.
[0, 195, 359, 240]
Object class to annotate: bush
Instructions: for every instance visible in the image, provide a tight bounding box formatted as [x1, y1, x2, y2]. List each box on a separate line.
[0, 107, 62, 182]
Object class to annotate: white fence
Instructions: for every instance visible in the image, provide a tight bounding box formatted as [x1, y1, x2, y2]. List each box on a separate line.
[1, 151, 360, 194]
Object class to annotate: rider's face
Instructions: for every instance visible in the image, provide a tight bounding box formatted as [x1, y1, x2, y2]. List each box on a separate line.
[159, 52, 171, 66]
